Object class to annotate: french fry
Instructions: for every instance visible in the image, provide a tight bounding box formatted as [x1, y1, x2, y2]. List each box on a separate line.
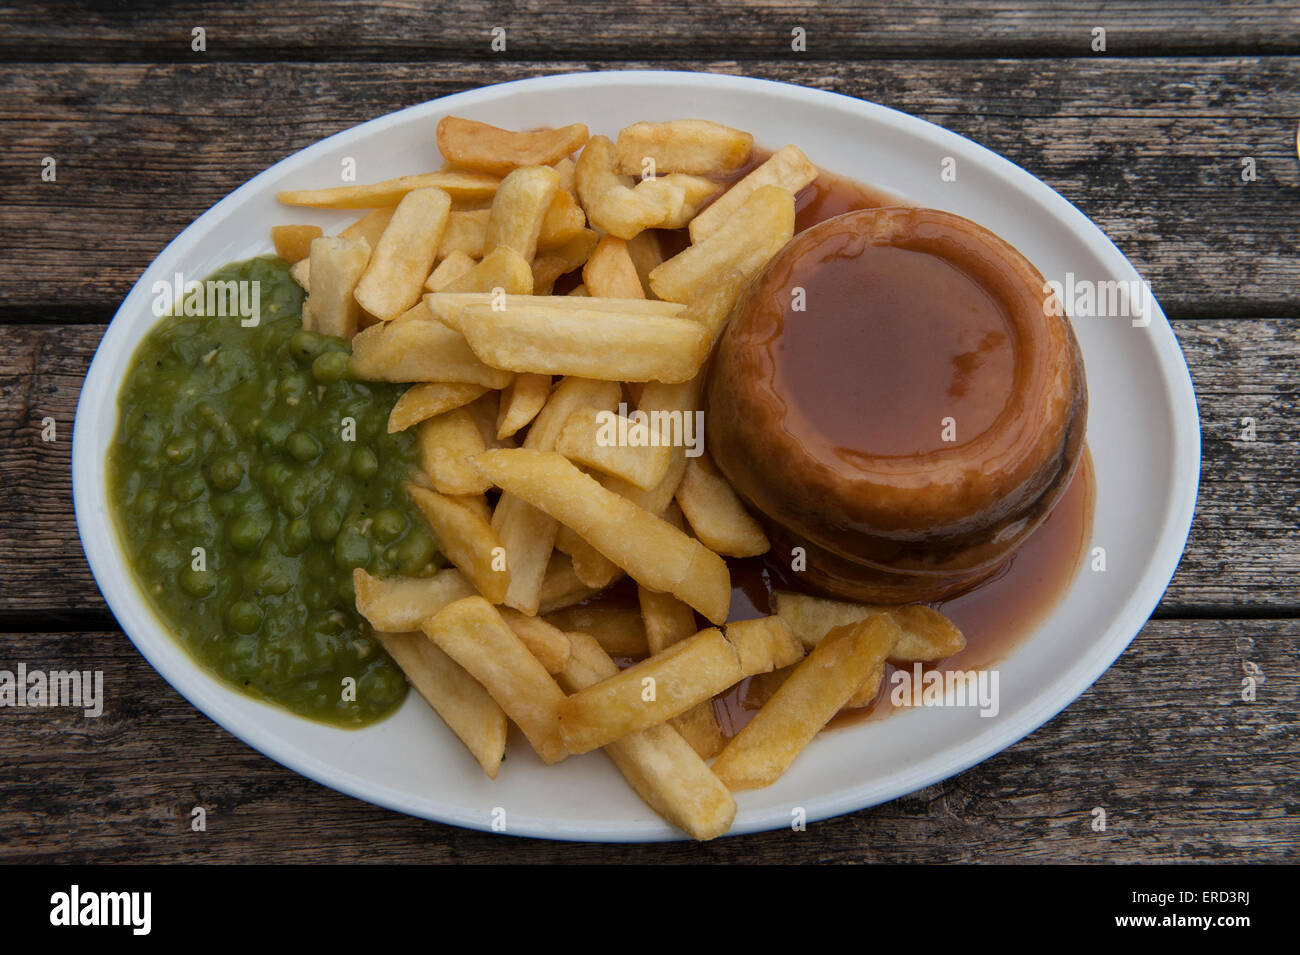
[675, 454, 770, 557]
[497, 607, 572, 674]
[711, 614, 902, 790]
[352, 567, 477, 632]
[277, 170, 499, 209]
[553, 524, 623, 589]
[489, 377, 620, 615]
[556, 407, 672, 490]
[678, 266, 750, 343]
[405, 483, 509, 603]
[497, 373, 551, 439]
[473, 449, 730, 624]
[649, 185, 794, 304]
[373, 631, 507, 779]
[583, 235, 645, 299]
[423, 597, 568, 764]
[271, 224, 322, 264]
[557, 631, 735, 841]
[451, 300, 709, 383]
[689, 144, 818, 242]
[440, 246, 534, 296]
[436, 209, 490, 260]
[538, 552, 605, 613]
[538, 188, 587, 250]
[614, 119, 753, 176]
[552, 156, 577, 194]
[387, 382, 487, 433]
[424, 249, 477, 293]
[544, 605, 649, 657]
[301, 236, 370, 339]
[429, 292, 684, 326]
[624, 231, 665, 298]
[462, 390, 514, 450]
[724, 615, 805, 674]
[669, 702, 726, 761]
[633, 173, 720, 229]
[588, 184, 669, 240]
[340, 207, 396, 246]
[436, 117, 589, 177]
[845, 661, 886, 709]
[349, 306, 512, 388]
[770, 591, 966, 662]
[353, 187, 451, 321]
[574, 135, 634, 216]
[484, 165, 562, 264]
[557, 627, 738, 754]
[599, 374, 701, 515]
[530, 229, 600, 294]
[417, 408, 491, 495]
[637, 584, 698, 655]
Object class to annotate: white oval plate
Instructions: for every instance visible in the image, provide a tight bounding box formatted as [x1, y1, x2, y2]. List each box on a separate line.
[74, 71, 1200, 841]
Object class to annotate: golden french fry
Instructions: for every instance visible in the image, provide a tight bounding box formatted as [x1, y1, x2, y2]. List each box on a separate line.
[624, 231, 664, 298]
[712, 614, 902, 790]
[588, 184, 668, 240]
[436, 208, 489, 260]
[349, 306, 512, 388]
[599, 374, 701, 514]
[462, 390, 514, 449]
[544, 605, 649, 657]
[430, 292, 683, 325]
[452, 300, 708, 383]
[423, 597, 568, 764]
[387, 382, 487, 433]
[771, 592, 966, 662]
[532, 228, 600, 295]
[575, 135, 633, 211]
[538, 552, 605, 614]
[556, 407, 672, 490]
[277, 170, 499, 209]
[724, 615, 805, 674]
[497, 373, 551, 439]
[424, 249, 477, 293]
[417, 408, 490, 495]
[553, 524, 623, 590]
[484, 165, 562, 264]
[353, 187, 451, 321]
[436, 117, 590, 177]
[301, 236, 370, 339]
[558, 627, 737, 754]
[488, 377, 620, 615]
[473, 449, 730, 624]
[557, 630, 736, 841]
[374, 630, 507, 779]
[405, 483, 509, 603]
[583, 235, 646, 299]
[638, 584, 698, 655]
[678, 266, 750, 343]
[538, 188, 587, 250]
[553, 156, 577, 194]
[353, 567, 476, 632]
[614, 119, 752, 176]
[670, 703, 726, 761]
[340, 207, 396, 245]
[272, 224, 322, 264]
[649, 185, 794, 304]
[690, 144, 818, 241]
[497, 607, 572, 674]
[555, 616, 795, 756]
[845, 661, 886, 709]
[675, 455, 769, 557]
[440, 246, 534, 296]
[633, 173, 720, 229]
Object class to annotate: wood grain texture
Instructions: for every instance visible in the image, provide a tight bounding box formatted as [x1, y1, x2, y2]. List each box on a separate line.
[1, 59, 1298, 319]
[3, 319, 1291, 619]
[0, 2, 1297, 62]
[0, 618, 1292, 863]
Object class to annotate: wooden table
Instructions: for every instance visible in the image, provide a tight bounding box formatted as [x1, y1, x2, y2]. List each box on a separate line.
[1, 2, 1296, 863]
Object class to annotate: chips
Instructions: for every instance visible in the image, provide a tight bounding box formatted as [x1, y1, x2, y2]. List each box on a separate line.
[689, 144, 818, 242]
[353, 187, 451, 321]
[277, 170, 500, 209]
[301, 236, 370, 339]
[387, 382, 487, 433]
[675, 455, 770, 557]
[437, 117, 590, 177]
[271, 224, 322, 264]
[405, 483, 509, 604]
[614, 120, 753, 176]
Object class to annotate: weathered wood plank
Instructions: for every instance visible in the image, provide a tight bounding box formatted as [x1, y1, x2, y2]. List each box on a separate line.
[0, 2, 1297, 62]
[0, 318, 1295, 616]
[0, 59, 1297, 318]
[0, 617, 1292, 862]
